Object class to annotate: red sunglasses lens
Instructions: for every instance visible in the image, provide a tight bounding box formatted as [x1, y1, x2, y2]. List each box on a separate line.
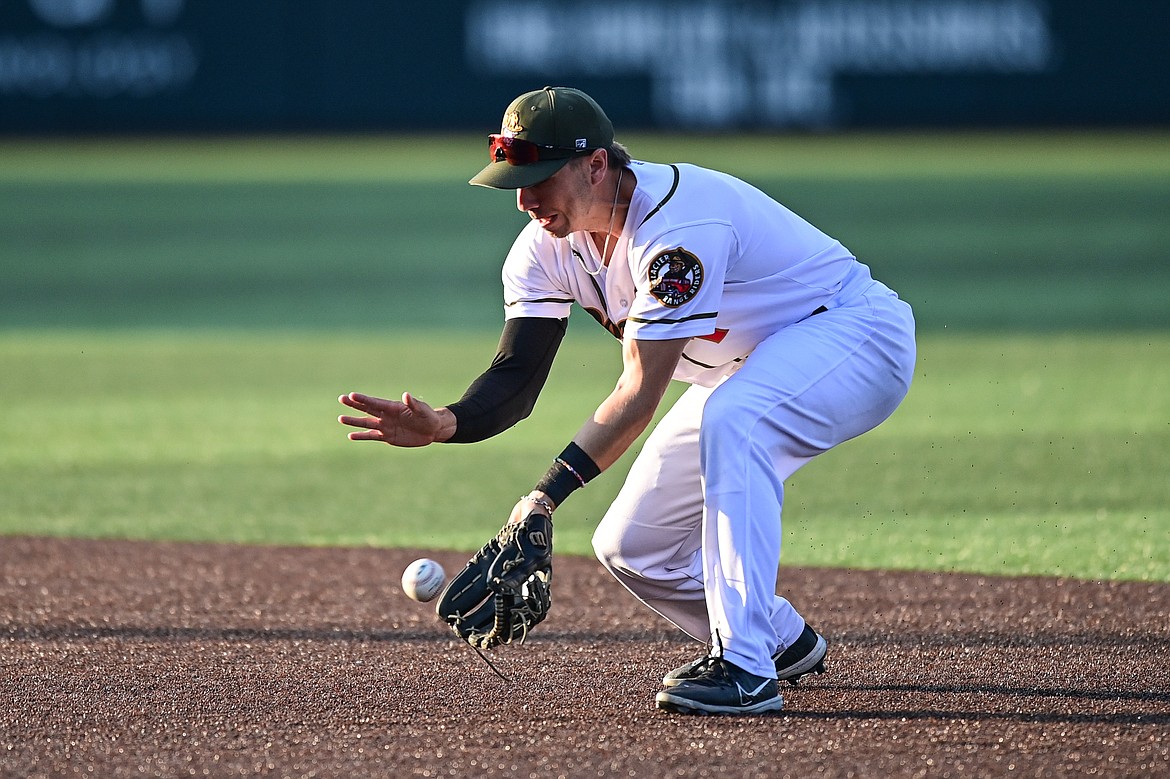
[488, 135, 542, 166]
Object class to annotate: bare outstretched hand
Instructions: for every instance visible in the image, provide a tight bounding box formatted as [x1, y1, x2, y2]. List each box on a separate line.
[337, 391, 455, 447]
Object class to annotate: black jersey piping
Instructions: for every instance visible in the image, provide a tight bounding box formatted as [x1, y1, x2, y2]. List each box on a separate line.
[627, 311, 718, 326]
[506, 295, 575, 307]
[680, 352, 744, 370]
[639, 164, 680, 228]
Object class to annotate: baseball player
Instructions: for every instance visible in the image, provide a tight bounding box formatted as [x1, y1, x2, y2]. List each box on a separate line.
[339, 87, 916, 715]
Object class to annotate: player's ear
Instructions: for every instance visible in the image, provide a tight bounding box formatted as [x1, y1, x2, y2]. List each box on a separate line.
[587, 148, 610, 186]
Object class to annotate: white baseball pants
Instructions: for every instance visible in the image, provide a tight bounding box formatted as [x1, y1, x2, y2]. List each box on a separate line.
[592, 277, 916, 678]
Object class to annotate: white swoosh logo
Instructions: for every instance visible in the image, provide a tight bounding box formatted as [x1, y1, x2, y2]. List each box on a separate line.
[737, 679, 770, 702]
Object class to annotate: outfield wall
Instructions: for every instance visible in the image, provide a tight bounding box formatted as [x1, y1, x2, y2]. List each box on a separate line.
[1, 0, 1167, 133]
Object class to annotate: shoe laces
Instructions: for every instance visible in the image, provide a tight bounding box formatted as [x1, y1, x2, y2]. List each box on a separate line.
[710, 629, 727, 660]
[690, 630, 731, 679]
[687, 653, 720, 677]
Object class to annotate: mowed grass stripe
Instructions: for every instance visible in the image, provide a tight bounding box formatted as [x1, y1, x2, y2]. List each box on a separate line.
[1, 330, 1166, 582]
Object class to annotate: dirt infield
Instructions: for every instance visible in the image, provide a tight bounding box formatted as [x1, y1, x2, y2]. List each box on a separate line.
[2, 537, 1168, 778]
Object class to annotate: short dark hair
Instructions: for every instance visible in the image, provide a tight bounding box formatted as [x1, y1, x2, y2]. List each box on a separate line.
[569, 141, 631, 176]
[606, 141, 632, 168]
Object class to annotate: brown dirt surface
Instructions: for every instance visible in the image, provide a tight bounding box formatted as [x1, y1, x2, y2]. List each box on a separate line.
[2, 536, 1168, 778]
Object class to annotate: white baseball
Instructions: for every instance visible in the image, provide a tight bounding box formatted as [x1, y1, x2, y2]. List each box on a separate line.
[401, 558, 446, 602]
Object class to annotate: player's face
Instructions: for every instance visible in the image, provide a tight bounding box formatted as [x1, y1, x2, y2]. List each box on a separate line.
[516, 159, 594, 238]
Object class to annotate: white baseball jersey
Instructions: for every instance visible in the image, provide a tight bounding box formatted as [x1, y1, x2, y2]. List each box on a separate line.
[500, 158, 917, 679]
[501, 160, 870, 386]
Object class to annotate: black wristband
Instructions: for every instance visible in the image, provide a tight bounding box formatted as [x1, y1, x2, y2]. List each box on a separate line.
[557, 441, 601, 484]
[534, 442, 601, 507]
[534, 462, 579, 507]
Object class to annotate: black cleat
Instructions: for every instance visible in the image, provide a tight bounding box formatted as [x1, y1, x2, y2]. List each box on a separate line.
[772, 623, 828, 686]
[655, 657, 783, 716]
[662, 622, 828, 688]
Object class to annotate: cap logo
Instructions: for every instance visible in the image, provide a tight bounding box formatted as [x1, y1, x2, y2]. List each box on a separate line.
[503, 110, 524, 134]
[575, 138, 587, 150]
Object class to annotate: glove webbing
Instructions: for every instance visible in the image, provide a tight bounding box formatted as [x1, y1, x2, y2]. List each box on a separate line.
[489, 591, 511, 648]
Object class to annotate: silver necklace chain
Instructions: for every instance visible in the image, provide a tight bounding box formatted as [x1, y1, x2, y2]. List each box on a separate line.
[577, 167, 624, 278]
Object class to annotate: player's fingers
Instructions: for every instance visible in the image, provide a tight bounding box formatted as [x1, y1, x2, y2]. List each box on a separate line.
[341, 394, 408, 421]
[346, 429, 384, 442]
[401, 391, 437, 418]
[340, 392, 389, 411]
[337, 414, 379, 429]
[338, 394, 370, 414]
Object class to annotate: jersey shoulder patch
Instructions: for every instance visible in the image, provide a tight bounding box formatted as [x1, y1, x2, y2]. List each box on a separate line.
[648, 247, 704, 308]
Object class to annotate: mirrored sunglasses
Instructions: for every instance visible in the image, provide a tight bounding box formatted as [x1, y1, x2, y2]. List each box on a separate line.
[488, 134, 589, 166]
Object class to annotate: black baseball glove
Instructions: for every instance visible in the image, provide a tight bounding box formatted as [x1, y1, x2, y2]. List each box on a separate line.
[435, 511, 552, 650]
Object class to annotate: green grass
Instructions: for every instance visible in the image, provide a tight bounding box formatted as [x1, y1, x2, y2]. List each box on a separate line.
[1, 131, 1168, 581]
[2, 131, 1168, 331]
[1, 329, 1167, 581]
[784, 333, 1170, 580]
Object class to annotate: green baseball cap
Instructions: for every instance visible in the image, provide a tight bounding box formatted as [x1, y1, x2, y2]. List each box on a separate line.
[469, 86, 615, 190]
